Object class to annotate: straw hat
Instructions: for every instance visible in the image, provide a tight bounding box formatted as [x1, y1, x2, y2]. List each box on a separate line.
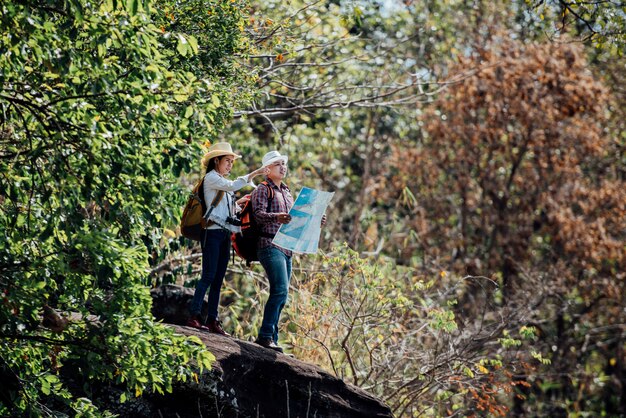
[261, 150, 288, 167]
[202, 142, 241, 167]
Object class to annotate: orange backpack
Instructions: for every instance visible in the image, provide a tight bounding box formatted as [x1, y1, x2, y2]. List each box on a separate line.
[231, 182, 274, 264]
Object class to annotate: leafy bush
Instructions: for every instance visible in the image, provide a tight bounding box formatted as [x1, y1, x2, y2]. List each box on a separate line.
[0, 0, 249, 415]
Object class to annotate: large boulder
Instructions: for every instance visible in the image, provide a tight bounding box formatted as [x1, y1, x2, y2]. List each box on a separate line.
[148, 284, 393, 418]
[150, 283, 199, 325]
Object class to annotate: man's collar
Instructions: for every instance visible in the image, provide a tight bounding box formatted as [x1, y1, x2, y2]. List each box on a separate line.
[265, 178, 288, 190]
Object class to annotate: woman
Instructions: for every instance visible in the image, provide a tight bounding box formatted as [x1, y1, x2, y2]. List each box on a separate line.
[250, 150, 293, 351]
[187, 142, 268, 335]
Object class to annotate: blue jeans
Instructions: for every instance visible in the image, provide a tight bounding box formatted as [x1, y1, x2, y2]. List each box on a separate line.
[258, 246, 292, 342]
[189, 229, 230, 321]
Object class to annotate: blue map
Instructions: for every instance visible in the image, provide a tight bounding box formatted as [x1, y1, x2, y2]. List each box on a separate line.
[272, 187, 334, 254]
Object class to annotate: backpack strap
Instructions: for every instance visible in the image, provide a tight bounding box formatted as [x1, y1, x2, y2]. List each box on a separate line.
[260, 181, 275, 208]
[196, 177, 207, 215]
[198, 175, 225, 208]
[210, 190, 225, 208]
[203, 190, 225, 225]
[257, 181, 275, 214]
[257, 181, 278, 238]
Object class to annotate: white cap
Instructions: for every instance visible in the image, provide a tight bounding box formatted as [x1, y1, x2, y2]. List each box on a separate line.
[261, 150, 288, 167]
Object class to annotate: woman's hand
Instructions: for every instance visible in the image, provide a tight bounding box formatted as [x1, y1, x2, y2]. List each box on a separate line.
[321, 214, 327, 227]
[250, 166, 270, 179]
[276, 213, 292, 224]
[236, 194, 251, 206]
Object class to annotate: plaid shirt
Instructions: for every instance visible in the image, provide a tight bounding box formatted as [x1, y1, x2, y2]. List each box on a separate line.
[251, 179, 294, 257]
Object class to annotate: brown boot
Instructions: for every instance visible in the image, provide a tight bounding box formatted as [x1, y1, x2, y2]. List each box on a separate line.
[206, 318, 230, 336]
[186, 315, 210, 332]
[255, 337, 283, 353]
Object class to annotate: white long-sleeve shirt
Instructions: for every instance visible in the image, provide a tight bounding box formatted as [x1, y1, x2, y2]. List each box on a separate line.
[202, 170, 253, 230]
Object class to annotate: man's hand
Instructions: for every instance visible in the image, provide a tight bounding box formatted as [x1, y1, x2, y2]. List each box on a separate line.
[276, 213, 292, 224]
[321, 214, 327, 226]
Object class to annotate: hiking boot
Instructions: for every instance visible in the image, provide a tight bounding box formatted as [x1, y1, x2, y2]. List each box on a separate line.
[255, 337, 284, 353]
[186, 316, 210, 332]
[206, 318, 230, 337]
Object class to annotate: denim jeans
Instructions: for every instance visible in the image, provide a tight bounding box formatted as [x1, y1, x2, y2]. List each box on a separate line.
[189, 229, 230, 321]
[258, 246, 292, 342]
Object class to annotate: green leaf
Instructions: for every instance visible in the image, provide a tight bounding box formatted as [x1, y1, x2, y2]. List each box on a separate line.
[186, 335, 203, 345]
[127, 0, 138, 15]
[177, 34, 188, 57]
[187, 35, 199, 55]
[41, 380, 51, 396]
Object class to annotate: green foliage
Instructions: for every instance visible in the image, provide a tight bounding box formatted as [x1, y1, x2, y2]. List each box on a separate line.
[0, 0, 247, 415]
[529, 0, 626, 53]
[153, 0, 256, 118]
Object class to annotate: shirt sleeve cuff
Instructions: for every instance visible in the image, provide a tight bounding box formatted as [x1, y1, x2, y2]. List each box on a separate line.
[242, 173, 253, 183]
